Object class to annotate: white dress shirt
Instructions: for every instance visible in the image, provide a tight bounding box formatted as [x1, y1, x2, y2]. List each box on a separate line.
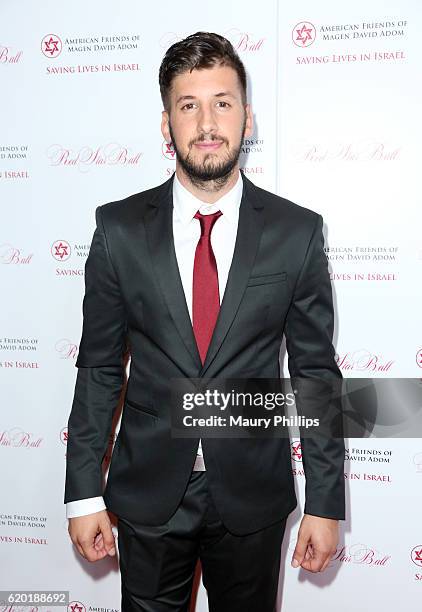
[66, 170, 243, 518]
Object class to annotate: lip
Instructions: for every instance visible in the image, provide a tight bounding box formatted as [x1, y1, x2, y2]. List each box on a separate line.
[194, 141, 224, 150]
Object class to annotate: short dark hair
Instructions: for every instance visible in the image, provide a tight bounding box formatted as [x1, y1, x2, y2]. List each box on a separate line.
[159, 31, 247, 112]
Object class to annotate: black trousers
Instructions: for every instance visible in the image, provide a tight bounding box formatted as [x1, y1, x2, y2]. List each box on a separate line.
[117, 469, 287, 612]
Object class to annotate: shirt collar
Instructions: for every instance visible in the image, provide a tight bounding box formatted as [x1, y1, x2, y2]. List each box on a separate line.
[172, 170, 243, 226]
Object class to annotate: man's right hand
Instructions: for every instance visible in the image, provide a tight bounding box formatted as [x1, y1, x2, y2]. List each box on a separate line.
[68, 510, 116, 562]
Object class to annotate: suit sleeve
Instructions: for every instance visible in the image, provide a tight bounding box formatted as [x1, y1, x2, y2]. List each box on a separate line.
[284, 213, 345, 520]
[64, 205, 128, 504]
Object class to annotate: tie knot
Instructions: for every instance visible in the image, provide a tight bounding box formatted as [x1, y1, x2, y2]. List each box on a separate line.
[194, 210, 223, 237]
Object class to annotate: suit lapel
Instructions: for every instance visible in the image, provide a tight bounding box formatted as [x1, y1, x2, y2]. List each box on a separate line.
[144, 174, 202, 371]
[199, 172, 265, 376]
[143, 171, 265, 376]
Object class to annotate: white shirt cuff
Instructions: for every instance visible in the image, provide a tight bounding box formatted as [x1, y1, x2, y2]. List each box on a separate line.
[66, 496, 106, 518]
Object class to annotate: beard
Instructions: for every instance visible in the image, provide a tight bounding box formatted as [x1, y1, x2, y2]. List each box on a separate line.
[168, 114, 246, 191]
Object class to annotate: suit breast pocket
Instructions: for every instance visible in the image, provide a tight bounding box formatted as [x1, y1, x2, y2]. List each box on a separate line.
[246, 271, 287, 287]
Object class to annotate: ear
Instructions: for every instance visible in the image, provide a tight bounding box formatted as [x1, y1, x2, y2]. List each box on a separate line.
[161, 110, 171, 143]
[244, 103, 253, 139]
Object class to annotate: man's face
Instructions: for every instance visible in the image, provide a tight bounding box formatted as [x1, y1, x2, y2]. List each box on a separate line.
[161, 64, 253, 184]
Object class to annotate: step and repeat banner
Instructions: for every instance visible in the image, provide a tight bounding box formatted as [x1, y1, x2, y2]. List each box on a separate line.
[1, 0, 421, 610]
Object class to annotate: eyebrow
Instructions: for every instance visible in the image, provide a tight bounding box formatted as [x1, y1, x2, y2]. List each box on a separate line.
[175, 91, 236, 105]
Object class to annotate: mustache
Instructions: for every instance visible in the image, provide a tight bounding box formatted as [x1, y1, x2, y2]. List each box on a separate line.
[189, 135, 228, 146]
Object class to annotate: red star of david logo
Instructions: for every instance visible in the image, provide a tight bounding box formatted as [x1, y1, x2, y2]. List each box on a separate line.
[41, 34, 62, 58]
[45, 37, 59, 55]
[291, 441, 302, 461]
[411, 545, 422, 567]
[162, 140, 176, 160]
[54, 243, 68, 259]
[292, 22, 316, 48]
[52, 241, 70, 261]
[68, 602, 85, 612]
[60, 428, 68, 445]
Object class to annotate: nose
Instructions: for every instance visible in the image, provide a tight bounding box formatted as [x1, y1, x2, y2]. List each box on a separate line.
[197, 104, 218, 137]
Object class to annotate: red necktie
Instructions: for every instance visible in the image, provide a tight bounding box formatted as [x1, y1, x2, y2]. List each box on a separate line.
[192, 210, 223, 364]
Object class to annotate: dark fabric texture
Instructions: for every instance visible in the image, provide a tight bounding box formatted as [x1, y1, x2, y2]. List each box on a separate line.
[64, 169, 346, 534]
[117, 469, 287, 612]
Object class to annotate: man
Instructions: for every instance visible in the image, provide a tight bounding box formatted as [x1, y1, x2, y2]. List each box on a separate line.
[65, 31, 345, 612]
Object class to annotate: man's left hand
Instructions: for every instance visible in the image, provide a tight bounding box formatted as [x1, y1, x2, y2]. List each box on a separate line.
[291, 514, 339, 572]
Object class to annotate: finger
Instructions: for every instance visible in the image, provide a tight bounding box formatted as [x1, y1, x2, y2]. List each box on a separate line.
[79, 538, 108, 562]
[74, 542, 87, 559]
[300, 557, 319, 572]
[94, 533, 107, 553]
[69, 532, 87, 560]
[94, 533, 104, 551]
[319, 552, 335, 572]
[98, 519, 116, 556]
[291, 533, 310, 568]
[302, 549, 328, 573]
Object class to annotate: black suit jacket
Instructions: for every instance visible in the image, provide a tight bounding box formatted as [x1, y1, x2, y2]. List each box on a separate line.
[64, 170, 345, 535]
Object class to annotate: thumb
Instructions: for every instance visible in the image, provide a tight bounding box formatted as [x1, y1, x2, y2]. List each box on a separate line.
[291, 533, 309, 568]
[99, 518, 116, 556]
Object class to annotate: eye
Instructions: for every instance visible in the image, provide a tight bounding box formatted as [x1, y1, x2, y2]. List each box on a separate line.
[216, 101, 230, 108]
[181, 102, 196, 111]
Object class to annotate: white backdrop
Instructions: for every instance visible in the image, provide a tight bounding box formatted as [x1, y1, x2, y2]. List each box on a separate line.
[1, 1, 421, 610]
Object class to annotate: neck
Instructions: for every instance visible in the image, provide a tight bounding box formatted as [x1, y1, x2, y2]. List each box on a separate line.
[175, 163, 240, 204]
